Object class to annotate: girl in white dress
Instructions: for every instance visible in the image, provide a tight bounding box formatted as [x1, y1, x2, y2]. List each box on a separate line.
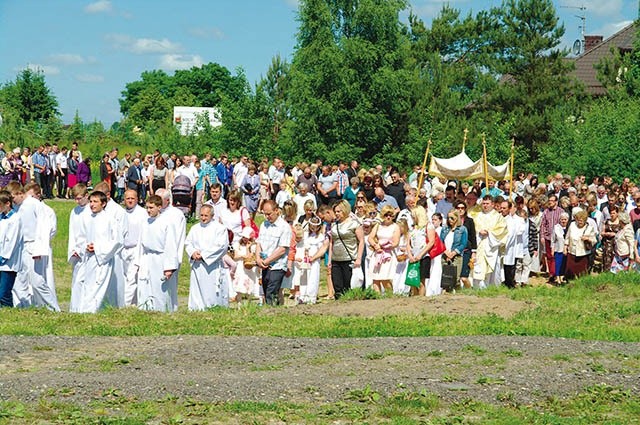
[393, 219, 410, 295]
[232, 227, 260, 305]
[427, 213, 444, 296]
[296, 218, 328, 304]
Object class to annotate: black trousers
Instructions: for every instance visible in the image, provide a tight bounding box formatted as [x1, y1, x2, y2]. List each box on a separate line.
[57, 168, 67, 197]
[331, 260, 353, 299]
[503, 264, 516, 288]
[261, 269, 286, 305]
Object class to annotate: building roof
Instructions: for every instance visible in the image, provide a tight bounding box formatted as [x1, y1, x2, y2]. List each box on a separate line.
[571, 23, 637, 96]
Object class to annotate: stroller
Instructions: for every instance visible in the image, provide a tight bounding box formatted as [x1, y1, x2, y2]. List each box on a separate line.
[171, 175, 193, 217]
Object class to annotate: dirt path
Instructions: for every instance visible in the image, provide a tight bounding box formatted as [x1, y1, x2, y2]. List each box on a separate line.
[2, 335, 639, 406]
[2, 283, 638, 407]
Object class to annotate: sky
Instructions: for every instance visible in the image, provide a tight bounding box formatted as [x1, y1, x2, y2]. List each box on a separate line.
[0, 0, 636, 126]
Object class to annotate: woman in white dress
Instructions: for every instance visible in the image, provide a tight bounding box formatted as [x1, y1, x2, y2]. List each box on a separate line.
[393, 219, 410, 295]
[427, 213, 444, 296]
[220, 191, 252, 243]
[368, 205, 400, 294]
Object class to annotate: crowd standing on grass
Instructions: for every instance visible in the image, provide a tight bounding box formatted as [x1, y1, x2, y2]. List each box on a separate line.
[1, 142, 640, 312]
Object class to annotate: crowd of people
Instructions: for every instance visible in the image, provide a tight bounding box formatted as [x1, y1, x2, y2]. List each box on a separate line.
[1, 142, 639, 312]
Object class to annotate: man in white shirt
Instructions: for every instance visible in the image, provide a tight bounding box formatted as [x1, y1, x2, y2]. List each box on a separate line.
[56, 146, 69, 199]
[292, 183, 316, 219]
[256, 200, 291, 305]
[233, 156, 249, 192]
[175, 155, 198, 186]
[204, 183, 228, 221]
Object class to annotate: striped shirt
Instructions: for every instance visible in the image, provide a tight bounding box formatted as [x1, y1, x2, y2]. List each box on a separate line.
[540, 206, 564, 241]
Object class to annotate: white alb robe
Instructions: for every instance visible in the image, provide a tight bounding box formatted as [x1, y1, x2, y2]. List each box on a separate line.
[472, 210, 507, 289]
[185, 220, 230, 310]
[122, 204, 148, 306]
[137, 214, 180, 312]
[105, 199, 127, 307]
[12, 196, 60, 311]
[77, 210, 123, 313]
[68, 204, 91, 312]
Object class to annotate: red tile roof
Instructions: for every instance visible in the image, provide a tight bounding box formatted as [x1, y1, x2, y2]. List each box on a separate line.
[571, 23, 637, 95]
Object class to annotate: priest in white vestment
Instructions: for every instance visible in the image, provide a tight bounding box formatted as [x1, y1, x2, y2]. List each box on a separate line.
[472, 195, 508, 289]
[77, 191, 123, 313]
[185, 204, 231, 310]
[137, 195, 180, 312]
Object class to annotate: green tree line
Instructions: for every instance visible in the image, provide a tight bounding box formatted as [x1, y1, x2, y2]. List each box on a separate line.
[1, 0, 639, 180]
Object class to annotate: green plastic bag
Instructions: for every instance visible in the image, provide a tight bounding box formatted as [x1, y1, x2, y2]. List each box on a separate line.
[405, 261, 421, 287]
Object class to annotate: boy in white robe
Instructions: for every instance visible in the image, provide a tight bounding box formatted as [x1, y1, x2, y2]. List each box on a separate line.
[137, 195, 180, 312]
[122, 189, 148, 306]
[68, 184, 91, 312]
[76, 190, 123, 313]
[6, 181, 60, 311]
[185, 204, 230, 310]
[94, 181, 128, 308]
[25, 183, 58, 306]
[0, 190, 22, 307]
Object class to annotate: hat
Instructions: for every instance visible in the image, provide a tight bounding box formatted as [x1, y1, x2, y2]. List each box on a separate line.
[240, 227, 253, 239]
[13, 147, 20, 154]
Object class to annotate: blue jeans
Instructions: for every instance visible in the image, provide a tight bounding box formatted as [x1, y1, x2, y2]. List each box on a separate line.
[0, 271, 17, 307]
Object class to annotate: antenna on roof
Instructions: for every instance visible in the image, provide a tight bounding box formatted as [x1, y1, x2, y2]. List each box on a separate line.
[560, 3, 587, 55]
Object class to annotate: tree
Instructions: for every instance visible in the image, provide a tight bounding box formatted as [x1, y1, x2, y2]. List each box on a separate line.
[119, 63, 251, 130]
[0, 68, 59, 124]
[126, 86, 172, 129]
[68, 110, 84, 143]
[596, 22, 640, 98]
[257, 54, 290, 143]
[119, 70, 172, 117]
[288, 0, 418, 164]
[408, 6, 501, 160]
[482, 0, 581, 159]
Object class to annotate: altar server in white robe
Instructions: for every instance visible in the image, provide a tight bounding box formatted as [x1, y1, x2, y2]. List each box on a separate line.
[77, 191, 123, 313]
[156, 189, 187, 269]
[94, 181, 128, 308]
[67, 184, 91, 312]
[185, 204, 231, 310]
[26, 183, 58, 304]
[122, 189, 148, 306]
[137, 195, 180, 312]
[6, 182, 60, 311]
[0, 190, 22, 308]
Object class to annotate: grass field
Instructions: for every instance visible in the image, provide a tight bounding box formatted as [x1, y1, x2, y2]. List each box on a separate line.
[2, 199, 640, 424]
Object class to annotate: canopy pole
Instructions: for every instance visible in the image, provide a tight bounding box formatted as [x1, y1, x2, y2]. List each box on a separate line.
[417, 136, 432, 192]
[482, 133, 489, 193]
[462, 128, 468, 152]
[509, 137, 515, 196]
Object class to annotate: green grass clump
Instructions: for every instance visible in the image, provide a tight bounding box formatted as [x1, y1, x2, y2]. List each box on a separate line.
[2, 384, 640, 424]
